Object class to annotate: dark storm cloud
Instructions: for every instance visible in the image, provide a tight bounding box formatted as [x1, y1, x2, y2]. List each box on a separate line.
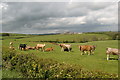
[1, 2, 118, 34]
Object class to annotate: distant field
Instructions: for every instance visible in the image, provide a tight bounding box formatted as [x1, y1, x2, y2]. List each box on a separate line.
[2, 34, 119, 75]
[19, 34, 111, 43]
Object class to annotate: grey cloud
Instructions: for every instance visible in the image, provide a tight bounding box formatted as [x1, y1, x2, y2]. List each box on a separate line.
[2, 2, 118, 33]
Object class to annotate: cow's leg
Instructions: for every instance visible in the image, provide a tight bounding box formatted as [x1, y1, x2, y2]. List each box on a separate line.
[21, 47, 22, 50]
[107, 54, 110, 60]
[87, 51, 90, 55]
[24, 47, 26, 51]
[88, 50, 92, 55]
[41, 48, 43, 51]
[61, 47, 64, 52]
[92, 51, 94, 55]
[20, 47, 22, 50]
[68, 48, 70, 52]
[81, 52, 83, 55]
[88, 51, 90, 55]
[81, 51, 84, 55]
[40, 48, 43, 51]
[43, 48, 45, 52]
[37, 47, 39, 50]
[23, 48, 25, 51]
[40, 47, 43, 51]
[36, 47, 38, 50]
[118, 55, 120, 60]
[42, 47, 45, 52]
[84, 51, 87, 55]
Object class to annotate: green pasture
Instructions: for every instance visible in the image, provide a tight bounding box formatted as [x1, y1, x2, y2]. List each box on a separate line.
[2, 33, 110, 42]
[2, 34, 119, 75]
[0, 40, 2, 79]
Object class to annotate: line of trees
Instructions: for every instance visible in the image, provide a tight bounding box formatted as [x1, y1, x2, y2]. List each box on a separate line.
[0, 33, 10, 36]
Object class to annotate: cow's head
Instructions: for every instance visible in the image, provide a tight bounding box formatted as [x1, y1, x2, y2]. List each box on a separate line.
[59, 44, 63, 47]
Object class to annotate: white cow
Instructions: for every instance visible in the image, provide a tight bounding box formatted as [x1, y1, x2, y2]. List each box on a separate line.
[36, 44, 46, 52]
[106, 47, 120, 60]
[59, 44, 72, 52]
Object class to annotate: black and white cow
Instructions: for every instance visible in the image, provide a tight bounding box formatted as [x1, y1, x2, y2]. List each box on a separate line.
[19, 44, 27, 50]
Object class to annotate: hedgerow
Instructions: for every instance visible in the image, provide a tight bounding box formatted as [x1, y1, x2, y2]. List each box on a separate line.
[2, 47, 118, 78]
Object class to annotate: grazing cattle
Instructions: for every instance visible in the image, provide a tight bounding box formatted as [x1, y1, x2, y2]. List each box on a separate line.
[26, 46, 36, 50]
[19, 44, 27, 50]
[106, 47, 120, 60]
[45, 47, 54, 52]
[9, 42, 13, 47]
[9, 46, 15, 50]
[10, 42, 13, 45]
[36, 44, 45, 52]
[78, 45, 96, 55]
[63, 47, 72, 52]
[59, 44, 72, 52]
[9, 42, 15, 50]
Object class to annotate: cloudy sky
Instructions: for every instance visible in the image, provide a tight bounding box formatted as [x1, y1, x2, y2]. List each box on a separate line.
[0, 1, 118, 34]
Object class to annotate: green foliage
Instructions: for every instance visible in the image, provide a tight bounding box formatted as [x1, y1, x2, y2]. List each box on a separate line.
[2, 46, 16, 62]
[2, 46, 16, 70]
[2, 47, 118, 78]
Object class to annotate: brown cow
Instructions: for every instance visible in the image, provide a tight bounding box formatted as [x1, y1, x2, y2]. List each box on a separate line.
[36, 44, 45, 52]
[45, 47, 54, 52]
[78, 45, 96, 55]
[106, 47, 120, 60]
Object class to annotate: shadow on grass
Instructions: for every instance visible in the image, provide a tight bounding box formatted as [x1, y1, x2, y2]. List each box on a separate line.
[104, 57, 118, 60]
[109, 58, 118, 60]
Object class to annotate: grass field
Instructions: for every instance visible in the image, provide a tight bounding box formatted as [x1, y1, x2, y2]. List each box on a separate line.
[2, 33, 119, 75]
[0, 40, 2, 79]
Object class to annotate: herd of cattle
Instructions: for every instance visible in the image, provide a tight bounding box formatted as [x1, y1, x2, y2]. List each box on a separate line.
[9, 42, 120, 60]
